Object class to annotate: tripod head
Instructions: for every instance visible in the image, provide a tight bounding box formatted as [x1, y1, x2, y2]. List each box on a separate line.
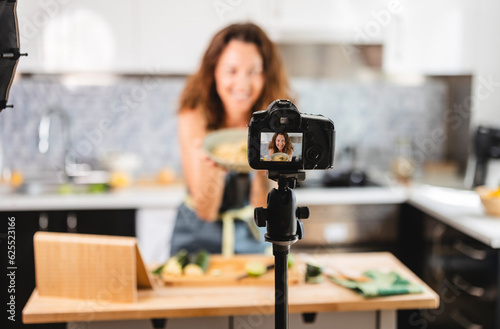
[254, 171, 309, 246]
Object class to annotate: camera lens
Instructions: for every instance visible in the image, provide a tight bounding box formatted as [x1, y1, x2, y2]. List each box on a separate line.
[306, 147, 322, 161]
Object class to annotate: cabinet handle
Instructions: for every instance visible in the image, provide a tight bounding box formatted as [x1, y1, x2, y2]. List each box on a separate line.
[451, 274, 485, 298]
[67, 212, 77, 233]
[450, 310, 483, 329]
[453, 240, 487, 260]
[39, 212, 49, 230]
[430, 223, 447, 281]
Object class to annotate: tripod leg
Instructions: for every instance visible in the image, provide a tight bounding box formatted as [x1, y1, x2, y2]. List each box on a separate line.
[273, 244, 290, 329]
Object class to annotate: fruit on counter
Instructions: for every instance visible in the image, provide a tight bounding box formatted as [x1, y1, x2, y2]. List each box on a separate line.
[157, 168, 176, 185]
[10, 170, 24, 188]
[305, 263, 324, 284]
[58, 183, 74, 195]
[245, 262, 267, 277]
[487, 187, 500, 198]
[184, 250, 211, 276]
[108, 171, 131, 188]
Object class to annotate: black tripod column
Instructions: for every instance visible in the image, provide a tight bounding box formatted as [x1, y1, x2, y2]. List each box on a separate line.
[254, 172, 309, 329]
[273, 244, 290, 329]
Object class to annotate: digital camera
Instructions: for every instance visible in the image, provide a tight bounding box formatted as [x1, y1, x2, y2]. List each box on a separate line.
[248, 99, 335, 171]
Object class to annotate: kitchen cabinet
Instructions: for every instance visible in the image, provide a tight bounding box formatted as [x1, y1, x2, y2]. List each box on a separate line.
[398, 206, 500, 329]
[382, 0, 476, 75]
[0, 209, 135, 329]
[16, 0, 272, 74]
[16, 0, 413, 74]
[16, 0, 139, 73]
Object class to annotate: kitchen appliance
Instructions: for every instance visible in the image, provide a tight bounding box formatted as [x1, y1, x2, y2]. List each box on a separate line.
[470, 126, 500, 187]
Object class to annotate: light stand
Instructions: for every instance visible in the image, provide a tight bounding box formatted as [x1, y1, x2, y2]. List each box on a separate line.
[254, 171, 309, 329]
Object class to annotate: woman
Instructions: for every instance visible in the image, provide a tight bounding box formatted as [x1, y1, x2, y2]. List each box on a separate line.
[171, 23, 291, 255]
[268, 132, 293, 161]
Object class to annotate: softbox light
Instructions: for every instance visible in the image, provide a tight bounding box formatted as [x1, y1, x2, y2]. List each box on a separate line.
[0, 0, 26, 113]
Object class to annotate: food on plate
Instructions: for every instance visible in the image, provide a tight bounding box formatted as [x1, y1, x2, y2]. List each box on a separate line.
[212, 140, 247, 165]
[271, 153, 289, 162]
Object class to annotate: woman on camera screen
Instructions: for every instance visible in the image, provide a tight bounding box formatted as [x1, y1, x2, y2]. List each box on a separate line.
[268, 132, 293, 161]
[173, 23, 291, 255]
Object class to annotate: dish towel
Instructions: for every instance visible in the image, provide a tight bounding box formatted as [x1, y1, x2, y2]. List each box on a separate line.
[329, 270, 424, 298]
[183, 195, 261, 257]
[220, 205, 260, 257]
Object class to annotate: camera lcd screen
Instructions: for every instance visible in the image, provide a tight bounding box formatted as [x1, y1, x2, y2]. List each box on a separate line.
[260, 132, 303, 163]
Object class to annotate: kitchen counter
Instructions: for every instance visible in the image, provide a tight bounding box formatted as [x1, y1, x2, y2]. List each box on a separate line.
[22, 252, 438, 326]
[0, 184, 408, 211]
[0, 184, 187, 211]
[2, 182, 499, 248]
[408, 185, 500, 248]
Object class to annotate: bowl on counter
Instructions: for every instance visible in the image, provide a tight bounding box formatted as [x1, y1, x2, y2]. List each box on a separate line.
[476, 186, 500, 217]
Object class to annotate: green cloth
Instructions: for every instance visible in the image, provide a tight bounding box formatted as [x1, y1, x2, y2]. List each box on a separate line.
[330, 270, 424, 298]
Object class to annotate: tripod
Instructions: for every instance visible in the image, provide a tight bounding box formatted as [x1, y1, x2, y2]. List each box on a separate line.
[254, 171, 309, 329]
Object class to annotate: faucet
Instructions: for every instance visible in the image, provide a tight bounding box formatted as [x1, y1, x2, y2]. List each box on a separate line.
[38, 107, 75, 182]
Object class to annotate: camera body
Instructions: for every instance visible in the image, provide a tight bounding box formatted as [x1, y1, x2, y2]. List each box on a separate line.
[248, 99, 335, 171]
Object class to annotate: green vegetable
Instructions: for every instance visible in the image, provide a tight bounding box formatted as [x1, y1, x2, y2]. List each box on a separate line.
[245, 262, 267, 277]
[193, 249, 210, 273]
[305, 263, 323, 284]
[184, 250, 211, 276]
[288, 253, 295, 268]
[174, 249, 190, 268]
[154, 249, 189, 278]
[87, 183, 109, 193]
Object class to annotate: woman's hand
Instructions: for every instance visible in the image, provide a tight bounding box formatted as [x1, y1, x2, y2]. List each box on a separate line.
[179, 109, 226, 222]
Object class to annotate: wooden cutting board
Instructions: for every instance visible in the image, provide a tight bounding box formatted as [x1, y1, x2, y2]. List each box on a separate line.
[157, 254, 301, 286]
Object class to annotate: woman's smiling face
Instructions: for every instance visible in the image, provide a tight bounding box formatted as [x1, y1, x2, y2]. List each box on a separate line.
[276, 134, 286, 151]
[214, 40, 264, 120]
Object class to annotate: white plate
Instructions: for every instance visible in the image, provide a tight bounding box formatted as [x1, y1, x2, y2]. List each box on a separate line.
[202, 128, 252, 173]
[271, 152, 290, 161]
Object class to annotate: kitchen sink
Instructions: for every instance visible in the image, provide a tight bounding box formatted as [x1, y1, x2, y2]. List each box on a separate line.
[15, 171, 110, 195]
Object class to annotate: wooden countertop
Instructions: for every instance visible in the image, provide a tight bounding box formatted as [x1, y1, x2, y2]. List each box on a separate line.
[23, 252, 439, 324]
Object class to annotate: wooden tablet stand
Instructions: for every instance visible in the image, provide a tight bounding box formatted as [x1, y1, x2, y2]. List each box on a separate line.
[33, 232, 153, 303]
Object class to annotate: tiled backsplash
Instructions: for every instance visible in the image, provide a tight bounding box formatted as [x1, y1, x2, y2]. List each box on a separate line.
[0, 76, 446, 178]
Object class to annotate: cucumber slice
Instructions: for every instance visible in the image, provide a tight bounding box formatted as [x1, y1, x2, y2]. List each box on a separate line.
[194, 250, 210, 273]
[245, 262, 267, 277]
[305, 263, 323, 284]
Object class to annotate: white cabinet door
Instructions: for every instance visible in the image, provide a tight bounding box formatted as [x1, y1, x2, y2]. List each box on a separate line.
[17, 0, 138, 73]
[136, 0, 272, 75]
[383, 0, 477, 75]
[16, 0, 271, 74]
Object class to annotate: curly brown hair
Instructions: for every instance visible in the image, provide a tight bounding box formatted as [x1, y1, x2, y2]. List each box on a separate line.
[268, 132, 294, 155]
[178, 23, 290, 130]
